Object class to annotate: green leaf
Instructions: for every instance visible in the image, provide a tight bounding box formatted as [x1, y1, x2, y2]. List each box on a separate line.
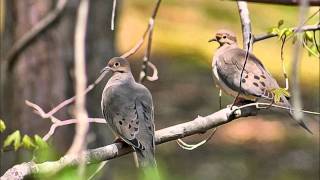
[285, 28, 294, 37]
[3, 130, 21, 151]
[277, 19, 284, 28]
[34, 135, 48, 149]
[268, 27, 279, 34]
[22, 135, 36, 149]
[0, 119, 6, 133]
[271, 88, 291, 104]
[304, 31, 313, 41]
[306, 44, 319, 57]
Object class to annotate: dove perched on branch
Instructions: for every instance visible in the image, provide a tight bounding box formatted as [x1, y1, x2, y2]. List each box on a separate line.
[209, 29, 312, 134]
[101, 57, 157, 168]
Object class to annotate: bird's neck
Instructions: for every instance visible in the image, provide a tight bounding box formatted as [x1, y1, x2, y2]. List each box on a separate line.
[219, 43, 238, 50]
[215, 43, 238, 56]
[105, 72, 135, 89]
[112, 72, 134, 82]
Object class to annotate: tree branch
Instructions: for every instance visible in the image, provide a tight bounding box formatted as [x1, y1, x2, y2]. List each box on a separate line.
[237, 1, 252, 51]
[67, 0, 90, 156]
[234, 0, 320, 6]
[253, 24, 320, 43]
[2, 102, 319, 179]
[290, 0, 309, 123]
[5, 0, 68, 72]
[0, 106, 245, 180]
[139, 0, 161, 83]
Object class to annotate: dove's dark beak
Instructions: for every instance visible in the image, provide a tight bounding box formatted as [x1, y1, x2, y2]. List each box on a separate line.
[208, 38, 217, 42]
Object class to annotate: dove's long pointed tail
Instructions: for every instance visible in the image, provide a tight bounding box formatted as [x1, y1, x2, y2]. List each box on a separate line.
[135, 147, 157, 168]
[281, 97, 313, 134]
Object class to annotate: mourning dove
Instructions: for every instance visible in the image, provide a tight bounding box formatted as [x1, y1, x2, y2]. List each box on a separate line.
[101, 57, 156, 168]
[209, 29, 312, 133]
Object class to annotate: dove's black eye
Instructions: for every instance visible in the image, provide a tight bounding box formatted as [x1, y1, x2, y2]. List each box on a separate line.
[114, 62, 120, 67]
[223, 35, 227, 39]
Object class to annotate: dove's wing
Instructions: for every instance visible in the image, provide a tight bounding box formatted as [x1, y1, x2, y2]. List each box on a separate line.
[102, 83, 154, 151]
[216, 48, 287, 103]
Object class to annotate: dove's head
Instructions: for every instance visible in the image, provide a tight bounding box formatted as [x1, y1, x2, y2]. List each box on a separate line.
[209, 29, 237, 46]
[101, 57, 131, 74]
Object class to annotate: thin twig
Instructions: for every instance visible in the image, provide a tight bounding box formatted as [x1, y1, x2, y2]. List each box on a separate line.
[232, 0, 320, 6]
[120, 0, 162, 59]
[280, 35, 289, 90]
[25, 71, 107, 119]
[219, 89, 222, 109]
[253, 24, 320, 43]
[5, 0, 68, 71]
[313, 30, 320, 54]
[68, 0, 90, 178]
[87, 161, 108, 180]
[138, 0, 162, 83]
[302, 9, 320, 26]
[176, 128, 217, 150]
[111, 0, 117, 31]
[42, 118, 106, 141]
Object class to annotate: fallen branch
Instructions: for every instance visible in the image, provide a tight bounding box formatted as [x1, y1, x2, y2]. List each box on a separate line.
[5, 0, 69, 71]
[253, 24, 320, 43]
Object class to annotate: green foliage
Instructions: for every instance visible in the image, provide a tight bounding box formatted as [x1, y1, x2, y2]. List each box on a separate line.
[269, 20, 319, 58]
[2, 130, 49, 152]
[303, 31, 319, 57]
[21, 135, 36, 149]
[34, 135, 49, 149]
[3, 130, 21, 151]
[0, 119, 6, 133]
[271, 88, 290, 104]
[269, 20, 294, 39]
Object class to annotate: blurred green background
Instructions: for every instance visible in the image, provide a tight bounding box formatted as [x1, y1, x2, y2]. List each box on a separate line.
[113, 1, 319, 180]
[0, 0, 319, 180]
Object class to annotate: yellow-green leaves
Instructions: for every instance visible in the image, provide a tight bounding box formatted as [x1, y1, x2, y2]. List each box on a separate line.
[2, 131, 48, 151]
[34, 135, 49, 149]
[4, 130, 21, 151]
[268, 20, 294, 39]
[271, 88, 290, 104]
[303, 31, 320, 58]
[22, 135, 36, 149]
[0, 119, 6, 133]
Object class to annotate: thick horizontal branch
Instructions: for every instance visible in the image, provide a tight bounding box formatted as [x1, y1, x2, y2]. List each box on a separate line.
[2, 107, 251, 180]
[234, 0, 320, 6]
[4, 101, 319, 180]
[253, 24, 320, 43]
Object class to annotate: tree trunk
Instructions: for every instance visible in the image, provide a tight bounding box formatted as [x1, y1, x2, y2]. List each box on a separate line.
[0, 0, 116, 174]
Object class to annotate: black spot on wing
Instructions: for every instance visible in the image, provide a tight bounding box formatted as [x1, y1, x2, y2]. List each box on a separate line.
[254, 75, 260, 80]
[253, 82, 259, 87]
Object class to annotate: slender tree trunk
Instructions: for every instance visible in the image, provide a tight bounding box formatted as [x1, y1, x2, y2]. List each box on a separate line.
[0, 0, 116, 174]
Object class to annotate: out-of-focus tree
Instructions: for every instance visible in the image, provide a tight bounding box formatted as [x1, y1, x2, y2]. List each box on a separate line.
[0, 0, 116, 174]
